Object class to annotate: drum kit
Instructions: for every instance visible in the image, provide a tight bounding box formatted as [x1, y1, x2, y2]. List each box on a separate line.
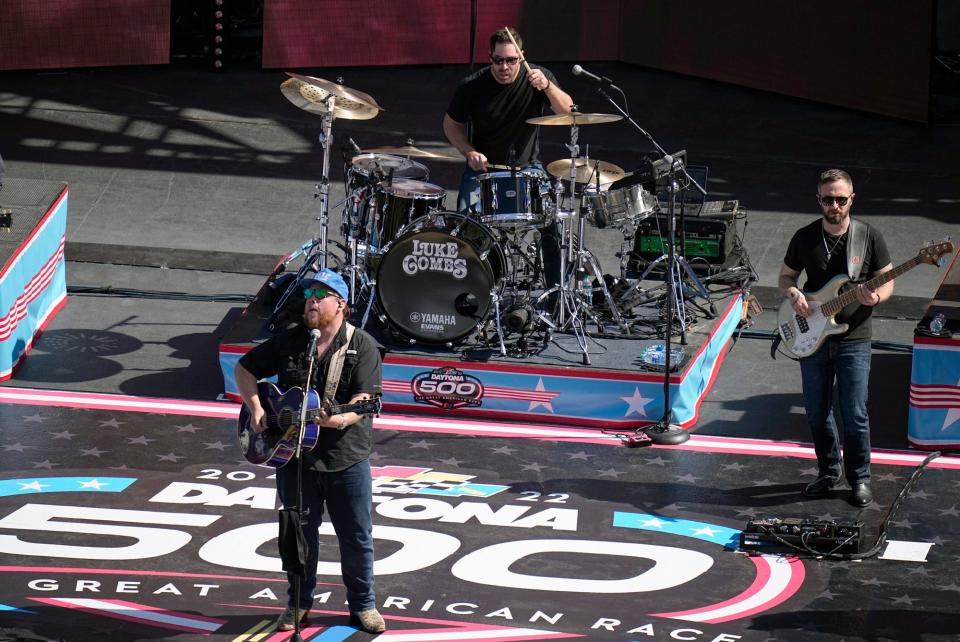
[271, 73, 690, 359]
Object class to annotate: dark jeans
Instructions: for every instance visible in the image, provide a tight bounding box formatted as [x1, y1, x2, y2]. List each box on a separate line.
[456, 165, 561, 292]
[799, 339, 873, 485]
[276, 459, 375, 612]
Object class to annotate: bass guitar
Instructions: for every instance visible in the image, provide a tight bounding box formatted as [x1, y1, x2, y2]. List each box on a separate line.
[238, 381, 382, 468]
[777, 240, 954, 358]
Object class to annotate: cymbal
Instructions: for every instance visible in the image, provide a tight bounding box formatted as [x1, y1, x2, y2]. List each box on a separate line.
[362, 145, 460, 161]
[280, 73, 382, 120]
[526, 112, 623, 126]
[546, 158, 626, 184]
[350, 153, 428, 178]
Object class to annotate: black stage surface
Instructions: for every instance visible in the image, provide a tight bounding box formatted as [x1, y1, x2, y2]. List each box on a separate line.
[1, 59, 959, 641]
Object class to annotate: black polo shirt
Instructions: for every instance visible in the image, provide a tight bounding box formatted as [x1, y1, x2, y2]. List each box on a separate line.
[238, 322, 383, 472]
[446, 64, 559, 166]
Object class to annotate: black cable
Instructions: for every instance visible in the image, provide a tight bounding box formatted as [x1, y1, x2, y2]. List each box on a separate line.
[66, 284, 254, 303]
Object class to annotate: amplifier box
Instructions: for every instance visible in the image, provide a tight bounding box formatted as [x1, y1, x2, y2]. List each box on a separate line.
[633, 215, 736, 264]
[739, 517, 862, 555]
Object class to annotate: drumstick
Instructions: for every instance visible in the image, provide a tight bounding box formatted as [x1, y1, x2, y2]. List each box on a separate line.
[503, 27, 532, 74]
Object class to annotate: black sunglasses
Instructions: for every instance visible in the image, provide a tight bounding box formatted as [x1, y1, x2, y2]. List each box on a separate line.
[818, 195, 851, 206]
[491, 56, 520, 66]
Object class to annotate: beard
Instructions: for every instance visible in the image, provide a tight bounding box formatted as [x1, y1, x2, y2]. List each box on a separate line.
[303, 307, 338, 330]
[823, 209, 847, 226]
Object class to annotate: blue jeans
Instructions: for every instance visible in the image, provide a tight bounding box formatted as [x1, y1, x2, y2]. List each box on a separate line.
[456, 165, 561, 292]
[276, 459, 375, 612]
[798, 339, 873, 485]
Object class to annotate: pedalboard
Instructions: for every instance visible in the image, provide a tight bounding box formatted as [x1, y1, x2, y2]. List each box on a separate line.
[740, 517, 863, 555]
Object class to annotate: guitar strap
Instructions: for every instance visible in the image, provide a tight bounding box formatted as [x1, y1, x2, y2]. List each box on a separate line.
[847, 218, 869, 282]
[322, 322, 355, 405]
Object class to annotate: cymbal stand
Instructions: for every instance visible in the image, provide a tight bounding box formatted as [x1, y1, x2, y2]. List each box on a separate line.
[271, 94, 337, 321]
[536, 122, 600, 365]
[583, 161, 630, 334]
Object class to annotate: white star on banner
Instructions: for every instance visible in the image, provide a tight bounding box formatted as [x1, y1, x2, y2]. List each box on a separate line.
[78, 479, 108, 489]
[942, 377, 960, 432]
[641, 517, 666, 528]
[19, 481, 49, 492]
[692, 526, 719, 537]
[621, 388, 654, 417]
[527, 378, 555, 413]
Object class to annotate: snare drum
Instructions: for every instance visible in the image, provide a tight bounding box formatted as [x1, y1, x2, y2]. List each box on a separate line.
[376, 179, 446, 246]
[477, 169, 552, 227]
[376, 212, 505, 344]
[585, 183, 657, 228]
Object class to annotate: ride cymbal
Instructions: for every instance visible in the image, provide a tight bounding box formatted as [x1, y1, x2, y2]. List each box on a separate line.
[546, 158, 626, 184]
[526, 113, 623, 126]
[362, 145, 460, 161]
[281, 73, 382, 120]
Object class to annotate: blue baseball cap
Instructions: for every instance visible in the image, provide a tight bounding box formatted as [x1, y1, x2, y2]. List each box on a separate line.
[300, 268, 349, 300]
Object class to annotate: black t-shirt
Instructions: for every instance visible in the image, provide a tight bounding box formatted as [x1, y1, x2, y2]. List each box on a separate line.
[446, 64, 559, 166]
[783, 218, 891, 341]
[238, 322, 383, 472]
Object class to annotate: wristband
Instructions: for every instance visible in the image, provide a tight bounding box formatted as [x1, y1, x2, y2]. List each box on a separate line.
[339, 415, 348, 430]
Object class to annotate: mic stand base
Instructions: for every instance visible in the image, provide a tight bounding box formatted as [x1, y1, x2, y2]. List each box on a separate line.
[641, 418, 690, 445]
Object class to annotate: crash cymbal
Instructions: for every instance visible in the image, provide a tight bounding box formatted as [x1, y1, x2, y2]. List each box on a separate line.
[526, 112, 623, 126]
[546, 158, 625, 184]
[362, 145, 460, 161]
[281, 73, 382, 120]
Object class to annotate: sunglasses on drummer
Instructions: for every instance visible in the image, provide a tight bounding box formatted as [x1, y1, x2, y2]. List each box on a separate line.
[491, 55, 520, 66]
[818, 195, 852, 206]
[303, 287, 333, 300]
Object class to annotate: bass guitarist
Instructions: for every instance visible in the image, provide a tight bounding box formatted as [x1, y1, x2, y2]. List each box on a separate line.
[234, 268, 386, 634]
[777, 169, 893, 508]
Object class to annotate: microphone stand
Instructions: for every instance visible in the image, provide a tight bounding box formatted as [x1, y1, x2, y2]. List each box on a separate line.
[290, 331, 320, 641]
[586, 81, 689, 446]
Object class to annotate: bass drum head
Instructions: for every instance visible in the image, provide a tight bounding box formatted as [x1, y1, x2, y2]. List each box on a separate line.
[376, 213, 499, 344]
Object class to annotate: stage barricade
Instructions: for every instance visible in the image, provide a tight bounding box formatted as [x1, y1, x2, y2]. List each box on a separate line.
[0, 180, 69, 380]
[908, 250, 960, 449]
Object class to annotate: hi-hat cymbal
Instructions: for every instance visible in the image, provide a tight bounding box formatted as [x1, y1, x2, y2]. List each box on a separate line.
[526, 112, 623, 126]
[546, 158, 625, 184]
[362, 145, 460, 161]
[281, 73, 382, 120]
[350, 153, 428, 178]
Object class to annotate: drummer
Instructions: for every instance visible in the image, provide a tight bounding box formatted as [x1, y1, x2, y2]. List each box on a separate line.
[443, 27, 573, 211]
[442, 27, 574, 301]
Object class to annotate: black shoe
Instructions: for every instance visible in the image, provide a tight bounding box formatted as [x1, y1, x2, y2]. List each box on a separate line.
[850, 482, 873, 507]
[803, 476, 838, 498]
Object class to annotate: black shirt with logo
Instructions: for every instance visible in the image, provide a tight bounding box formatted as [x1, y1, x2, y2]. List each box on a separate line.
[783, 218, 891, 342]
[239, 322, 383, 472]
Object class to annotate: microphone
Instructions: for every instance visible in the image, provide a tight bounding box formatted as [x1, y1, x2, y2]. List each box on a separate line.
[308, 328, 322, 353]
[348, 137, 362, 154]
[571, 65, 620, 91]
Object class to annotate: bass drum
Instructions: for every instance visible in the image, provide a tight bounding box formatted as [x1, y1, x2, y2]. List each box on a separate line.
[376, 212, 505, 344]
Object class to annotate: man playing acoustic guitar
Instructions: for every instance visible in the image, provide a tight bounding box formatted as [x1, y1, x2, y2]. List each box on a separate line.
[234, 268, 386, 633]
[778, 169, 893, 508]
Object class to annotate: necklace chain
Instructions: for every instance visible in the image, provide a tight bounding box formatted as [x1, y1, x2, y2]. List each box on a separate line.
[822, 227, 845, 261]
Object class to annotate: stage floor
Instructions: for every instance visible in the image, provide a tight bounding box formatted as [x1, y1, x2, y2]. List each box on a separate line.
[1, 388, 959, 641]
[2, 58, 959, 642]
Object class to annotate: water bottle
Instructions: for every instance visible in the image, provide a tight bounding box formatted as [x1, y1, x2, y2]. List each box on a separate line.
[582, 275, 593, 299]
[929, 312, 946, 334]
